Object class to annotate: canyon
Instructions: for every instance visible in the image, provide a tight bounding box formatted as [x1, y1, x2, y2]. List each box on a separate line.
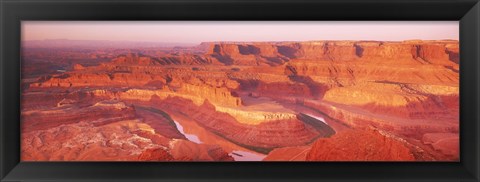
[21, 40, 459, 161]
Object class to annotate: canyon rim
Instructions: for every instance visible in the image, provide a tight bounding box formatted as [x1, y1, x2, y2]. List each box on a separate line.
[20, 21, 459, 161]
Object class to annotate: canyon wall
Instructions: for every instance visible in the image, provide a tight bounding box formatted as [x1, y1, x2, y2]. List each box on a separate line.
[205, 40, 459, 66]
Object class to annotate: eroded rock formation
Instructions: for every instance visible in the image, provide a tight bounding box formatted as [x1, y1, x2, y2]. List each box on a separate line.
[21, 40, 459, 161]
[305, 129, 415, 161]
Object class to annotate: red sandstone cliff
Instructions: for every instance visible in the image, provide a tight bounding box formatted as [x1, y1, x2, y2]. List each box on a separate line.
[205, 40, 458, 66]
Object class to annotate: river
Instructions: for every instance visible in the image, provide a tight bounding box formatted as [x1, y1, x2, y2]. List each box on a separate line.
[172, 119, 266, 161]
[173, 120, 202, 144]
[304, 113, 328, 124]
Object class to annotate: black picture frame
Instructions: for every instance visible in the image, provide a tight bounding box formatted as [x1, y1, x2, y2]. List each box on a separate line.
[1, 0, 479, 181]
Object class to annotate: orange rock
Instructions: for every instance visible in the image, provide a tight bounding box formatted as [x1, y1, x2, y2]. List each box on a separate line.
[263, 146, 311, 161]
[153, 97, 330, 153]
[205, 40, 458, 65]
[306, 129, 415, 161]
[72, 64, 85, 70]
[168, 139, 234, 161]
[21, 40, 459, 161]
[137, 148, 174, 161]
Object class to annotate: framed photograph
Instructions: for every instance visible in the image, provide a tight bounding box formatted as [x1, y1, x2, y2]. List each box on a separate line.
[1, 0, 479, 181]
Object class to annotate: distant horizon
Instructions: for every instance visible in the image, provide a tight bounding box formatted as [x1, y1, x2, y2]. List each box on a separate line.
[22, 21, 459, 44]
[22, 38, 460, 48]
[24, 38, 460, 42]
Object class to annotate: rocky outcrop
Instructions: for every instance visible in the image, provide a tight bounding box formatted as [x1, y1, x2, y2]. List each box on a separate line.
[422, 133, 459, 158]
[178, 83, 242, 107]
[21, 101, 234, 161]
[30, 72, 168, 88]
[21, 119, 165, 161]
[168, 139, 234, 161]
[137, 140, 234, 161]
[72, 64, 86, 70]
[22, 100, 137, 133]
[306, 129, 415, 161]
[137, 148, 174, 161]
[214, 106, 297, 125]
[151, 96, 329, 154]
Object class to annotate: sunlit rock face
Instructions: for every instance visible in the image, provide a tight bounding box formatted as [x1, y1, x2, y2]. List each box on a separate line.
[21, 40, 459, 161]
[305, 129, 416, 161]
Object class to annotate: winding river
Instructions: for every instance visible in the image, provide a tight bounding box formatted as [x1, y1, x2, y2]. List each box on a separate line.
[172, 119, 266, 161]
